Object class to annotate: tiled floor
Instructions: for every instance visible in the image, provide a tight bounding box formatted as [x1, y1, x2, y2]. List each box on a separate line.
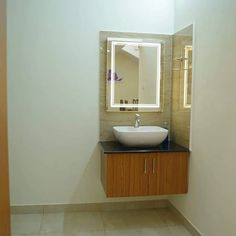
[11, 208, 193, 236]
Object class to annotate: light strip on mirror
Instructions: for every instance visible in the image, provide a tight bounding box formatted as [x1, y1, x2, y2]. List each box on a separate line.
[107, 37, 143, 43]
[110, 42, 115, 107]
[183, 45, 192, 108]
[155, 44, 161, 108]
[111, 104, 160, 108]
[112, 41, 161, 47]
[110, 41, 162, 108]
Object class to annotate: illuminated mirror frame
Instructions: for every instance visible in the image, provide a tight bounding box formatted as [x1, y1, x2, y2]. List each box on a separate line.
[107, 37, 162, 111]
[183, 45, 192, 108]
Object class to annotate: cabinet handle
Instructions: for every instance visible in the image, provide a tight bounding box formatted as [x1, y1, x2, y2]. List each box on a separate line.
[144, 159, 147, 174]
[152, 158, 156, 174]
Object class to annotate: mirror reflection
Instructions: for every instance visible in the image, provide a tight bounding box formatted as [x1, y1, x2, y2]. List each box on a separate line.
[106, 38, 162, 112]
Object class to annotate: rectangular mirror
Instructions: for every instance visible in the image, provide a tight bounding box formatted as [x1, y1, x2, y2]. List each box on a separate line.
[106, 38, 164, 112]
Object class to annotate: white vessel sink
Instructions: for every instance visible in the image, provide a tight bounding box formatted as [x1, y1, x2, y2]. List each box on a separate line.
[113, 126, 168, 147]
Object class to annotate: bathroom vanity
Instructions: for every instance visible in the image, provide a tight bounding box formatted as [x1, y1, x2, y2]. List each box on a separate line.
[100, 141, 189, 197]
[99, 29, 192, 198]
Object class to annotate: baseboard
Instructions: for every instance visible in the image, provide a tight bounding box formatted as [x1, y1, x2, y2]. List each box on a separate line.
[168, 201, 203, 236]
[11, 199, 168, 214]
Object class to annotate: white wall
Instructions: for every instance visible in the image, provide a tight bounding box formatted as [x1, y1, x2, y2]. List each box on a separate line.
[170, 1, 236, 235]
[7, 0, 174, 205]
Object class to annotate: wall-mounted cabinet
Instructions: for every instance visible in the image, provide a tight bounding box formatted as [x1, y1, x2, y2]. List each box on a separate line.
[101, 151, 189, 197]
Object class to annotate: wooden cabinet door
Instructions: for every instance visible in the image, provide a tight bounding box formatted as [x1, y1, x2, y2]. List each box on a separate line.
[159, 152, 189, 194]
[129, 154, 149, 196]
[148, 153, 160, 195]
[106, 153, 131, 197]
[0, 0, 11, 235]
[104, 153, 150, 197]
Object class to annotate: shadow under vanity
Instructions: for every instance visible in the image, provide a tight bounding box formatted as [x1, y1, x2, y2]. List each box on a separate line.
[99, 25, 193, 198]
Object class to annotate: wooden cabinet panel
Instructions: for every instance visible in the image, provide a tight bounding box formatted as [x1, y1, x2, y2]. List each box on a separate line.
[148, 153, 160, 195]
[104, 153, 131, 197]
[159, 152, 189, 194]
[101, 151, 189, 197]
[129, 154, 149, 196]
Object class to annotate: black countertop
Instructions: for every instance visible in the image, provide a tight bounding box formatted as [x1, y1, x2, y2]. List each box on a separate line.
[99, 141, 189, 154]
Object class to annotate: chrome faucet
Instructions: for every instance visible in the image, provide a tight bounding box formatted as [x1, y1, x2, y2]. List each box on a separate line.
[134, 114, 140, 128]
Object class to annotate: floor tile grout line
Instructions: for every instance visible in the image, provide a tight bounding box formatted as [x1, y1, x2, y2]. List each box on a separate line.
[98, 210, 108, 235]
[38, 207, 45, 234]
[38, 212, 44, 235]
[100, 213, 109, 236]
